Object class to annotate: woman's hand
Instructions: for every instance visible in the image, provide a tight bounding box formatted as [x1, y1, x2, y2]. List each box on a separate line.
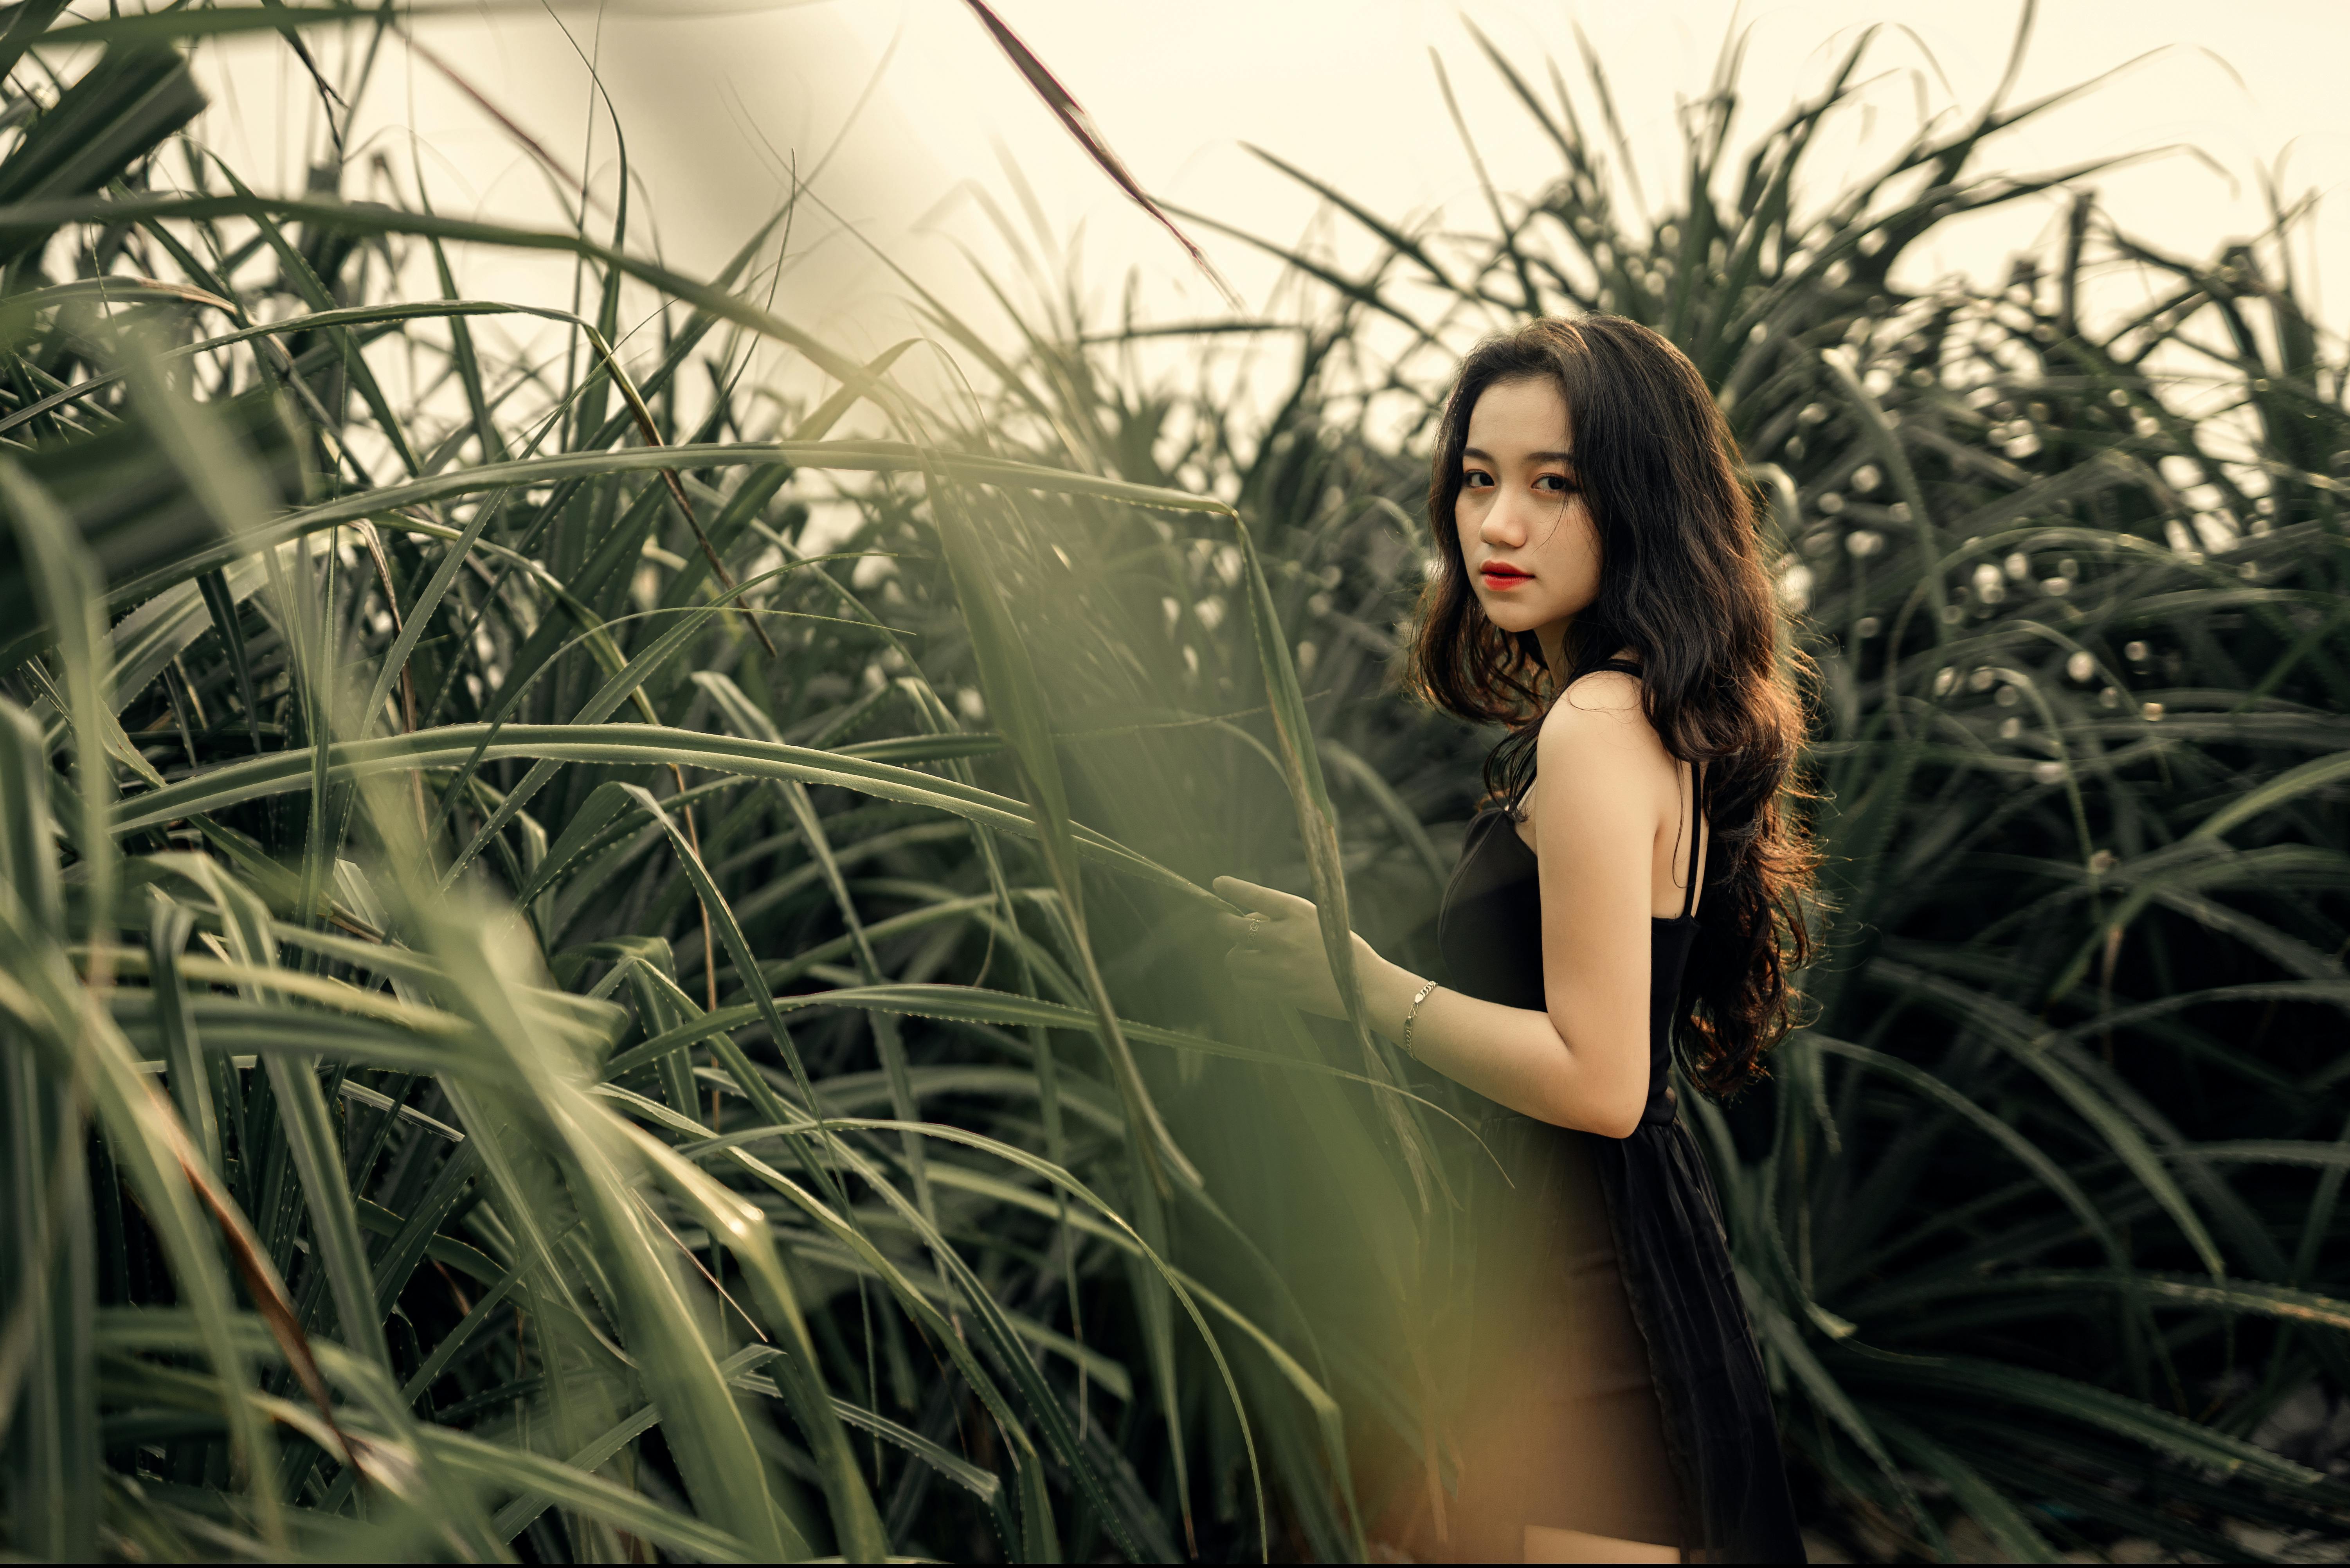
[1214, 876, 1363, 1019]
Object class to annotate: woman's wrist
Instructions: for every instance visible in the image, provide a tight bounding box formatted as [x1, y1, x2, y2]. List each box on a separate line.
[1351, 943, 1428, 1041]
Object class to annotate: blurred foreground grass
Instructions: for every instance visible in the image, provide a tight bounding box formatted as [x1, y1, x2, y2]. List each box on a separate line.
[1, 5, 2346, 1562]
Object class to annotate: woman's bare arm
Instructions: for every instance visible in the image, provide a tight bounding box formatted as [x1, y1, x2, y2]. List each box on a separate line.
[1219, 672, 1676, 1138]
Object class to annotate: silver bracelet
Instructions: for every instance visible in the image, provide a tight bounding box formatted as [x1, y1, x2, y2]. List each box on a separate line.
[1401, 979, 1441, 1058]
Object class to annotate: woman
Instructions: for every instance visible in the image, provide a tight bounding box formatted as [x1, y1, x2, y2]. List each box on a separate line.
[1217, 316, 1813, 1563]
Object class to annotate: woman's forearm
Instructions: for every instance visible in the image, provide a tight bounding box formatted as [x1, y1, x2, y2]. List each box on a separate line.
[1212, 878, 1650, 1135]
[1354, 948, 1648, 1138]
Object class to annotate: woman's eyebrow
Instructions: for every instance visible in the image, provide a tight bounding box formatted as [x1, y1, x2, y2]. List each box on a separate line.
[1460, 445, 1576, 464]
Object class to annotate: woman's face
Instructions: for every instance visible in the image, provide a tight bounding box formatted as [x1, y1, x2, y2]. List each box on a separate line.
[1454, 374, 1600, 651]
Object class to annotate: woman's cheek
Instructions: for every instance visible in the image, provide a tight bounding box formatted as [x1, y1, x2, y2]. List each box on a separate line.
[1565, 511, 1601, 609]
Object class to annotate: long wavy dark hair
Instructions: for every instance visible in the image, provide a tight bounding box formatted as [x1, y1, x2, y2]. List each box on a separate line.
[1409, 315, 1817, 1098]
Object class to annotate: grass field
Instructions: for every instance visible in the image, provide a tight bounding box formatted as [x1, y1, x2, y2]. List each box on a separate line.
[1, 5, 2346, 1561]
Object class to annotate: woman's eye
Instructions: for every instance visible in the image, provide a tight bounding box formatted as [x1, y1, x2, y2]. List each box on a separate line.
[1462, 470, 1494, 489]
[1534, 473, 1577, 493]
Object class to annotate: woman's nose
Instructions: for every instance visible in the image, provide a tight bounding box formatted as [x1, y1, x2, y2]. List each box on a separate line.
[1479, 499, 1528, 547]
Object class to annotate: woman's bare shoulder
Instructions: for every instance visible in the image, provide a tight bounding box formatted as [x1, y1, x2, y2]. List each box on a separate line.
[1534, 669, 1671, 775]
[1557, 666, 1644, 714]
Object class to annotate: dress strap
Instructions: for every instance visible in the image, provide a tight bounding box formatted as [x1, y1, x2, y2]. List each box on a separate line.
[1680, 760, 1707, 921]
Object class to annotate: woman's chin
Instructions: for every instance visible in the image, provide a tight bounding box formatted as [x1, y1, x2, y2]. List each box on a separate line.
[1480, 603, 1562, 637]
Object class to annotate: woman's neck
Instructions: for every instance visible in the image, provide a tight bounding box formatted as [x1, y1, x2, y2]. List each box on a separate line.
[1538, 625, 1642, 693]
[1536, 621, 1572, 690]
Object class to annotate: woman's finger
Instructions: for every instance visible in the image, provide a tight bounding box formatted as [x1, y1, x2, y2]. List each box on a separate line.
[1212, 876, 1316, 918]
[1216, 912, 1263, 943]
[1223, 930, 1273, 957]
[1211, 875, 1277, 912]
[1220, 908, 1298, 937]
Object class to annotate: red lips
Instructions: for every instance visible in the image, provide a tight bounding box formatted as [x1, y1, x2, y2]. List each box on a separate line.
[1479, 561, 1533, 589]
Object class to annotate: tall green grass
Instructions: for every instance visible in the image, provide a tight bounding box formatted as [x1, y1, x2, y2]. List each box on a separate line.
[1058, 14, 2350, 1559]
[0, 4, 2345, 1563]
[0, 5, 1403, 1561]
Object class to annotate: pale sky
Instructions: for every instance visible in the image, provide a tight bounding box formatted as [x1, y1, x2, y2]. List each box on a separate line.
[193, 2, 2350, 393]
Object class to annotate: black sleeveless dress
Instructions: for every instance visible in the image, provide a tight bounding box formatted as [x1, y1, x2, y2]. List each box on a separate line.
[1434, 726, 1805, 1563]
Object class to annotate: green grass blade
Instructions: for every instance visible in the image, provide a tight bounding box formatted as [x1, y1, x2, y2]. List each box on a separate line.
[1873, 1413, 2058, 1563]
[425, 1425, 759, 1562]
[0, 459, 118, 940]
